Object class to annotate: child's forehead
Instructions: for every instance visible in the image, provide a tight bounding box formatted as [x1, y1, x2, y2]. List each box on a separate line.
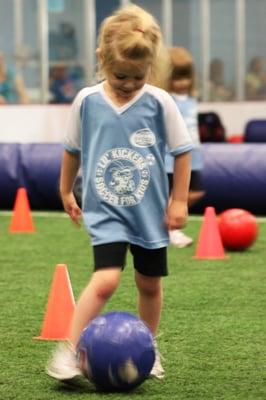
[112, 61, 149, 75]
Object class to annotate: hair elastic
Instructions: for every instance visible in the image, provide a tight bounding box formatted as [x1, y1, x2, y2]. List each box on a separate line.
[135, 28, 145, 33]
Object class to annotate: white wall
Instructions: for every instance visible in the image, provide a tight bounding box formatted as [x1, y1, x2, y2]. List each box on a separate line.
[0, 105, 69, 143]
[0, 102, 265, 143]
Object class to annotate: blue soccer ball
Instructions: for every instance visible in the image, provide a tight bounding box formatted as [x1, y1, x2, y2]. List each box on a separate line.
[77, 311, 155, 391]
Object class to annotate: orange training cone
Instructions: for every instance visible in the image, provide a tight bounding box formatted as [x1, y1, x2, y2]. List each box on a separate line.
[9, 187, 35, 233]
[193, 206, 228, 259]
[34, 264, 75, 340]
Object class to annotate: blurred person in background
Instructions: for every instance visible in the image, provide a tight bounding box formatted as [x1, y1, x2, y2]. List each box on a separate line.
[245, 56, 266, 100]
[165, 47, 205, 248]
[49, 65, 83, 104]
[0, 51, 29, 104]
[209, 58, 233, 102]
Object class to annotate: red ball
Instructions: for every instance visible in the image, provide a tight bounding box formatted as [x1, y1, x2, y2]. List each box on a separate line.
[219, 208, 258, 251]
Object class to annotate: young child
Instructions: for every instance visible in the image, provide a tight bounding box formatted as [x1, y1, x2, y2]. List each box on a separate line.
[0, 51, 29, 104]
[166, 47, 205, 248]
[46, 5, 192, 381]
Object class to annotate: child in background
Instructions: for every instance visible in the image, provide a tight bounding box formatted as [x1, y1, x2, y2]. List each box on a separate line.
[166, 47, 205, 248]
[46, 5, 192, 381]
[0, 51, 29, 104]
[49, 65, 84, 104]
[209, 58, 233, 102]
[245, 56, 266, 100]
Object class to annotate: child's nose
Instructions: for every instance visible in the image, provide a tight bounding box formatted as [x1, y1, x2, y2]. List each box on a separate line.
[123, 80, 134, 90]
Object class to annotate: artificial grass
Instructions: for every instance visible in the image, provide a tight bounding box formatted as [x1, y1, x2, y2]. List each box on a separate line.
[0, 214, 265, 400]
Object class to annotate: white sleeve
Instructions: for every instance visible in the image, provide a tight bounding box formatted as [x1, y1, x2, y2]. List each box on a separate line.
[162, 92, 193, 156]
[64, 88, 92, 153]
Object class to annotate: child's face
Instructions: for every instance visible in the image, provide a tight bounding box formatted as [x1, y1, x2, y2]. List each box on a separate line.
[171, 78, 191, 94]
[106, 61, 150, 100]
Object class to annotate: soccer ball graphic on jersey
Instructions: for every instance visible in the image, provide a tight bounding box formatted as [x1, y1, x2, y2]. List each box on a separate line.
[77, 311, 155, 391]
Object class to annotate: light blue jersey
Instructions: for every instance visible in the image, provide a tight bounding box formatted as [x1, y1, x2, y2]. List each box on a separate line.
[165, 94, 203, 173]
[64, 82, 193, 248]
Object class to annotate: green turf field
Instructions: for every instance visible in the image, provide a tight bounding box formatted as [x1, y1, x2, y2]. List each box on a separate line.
[0, 213, 265, 400]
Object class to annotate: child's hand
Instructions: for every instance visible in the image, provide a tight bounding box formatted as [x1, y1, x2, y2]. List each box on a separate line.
[0, 95, 7, 104]
[165, 199, 188, 231]
[61, 192, 82, 226]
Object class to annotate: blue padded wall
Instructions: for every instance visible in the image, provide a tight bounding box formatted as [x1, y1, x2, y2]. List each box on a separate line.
[0, 143, 63, 209]
[1, 143, 266, 214]
[192, 144, 266, 215]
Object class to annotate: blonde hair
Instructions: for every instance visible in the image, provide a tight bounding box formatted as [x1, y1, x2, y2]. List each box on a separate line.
[97, 4, 170, 89]
[168, 47, 197, 96]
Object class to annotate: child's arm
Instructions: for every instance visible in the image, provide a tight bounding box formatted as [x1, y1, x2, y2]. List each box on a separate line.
[165, 151, 191, 230]
[15, 75, 29, 104]
[60, 149, 82, 225]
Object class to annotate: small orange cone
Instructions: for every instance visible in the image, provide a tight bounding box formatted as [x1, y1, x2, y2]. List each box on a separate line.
[194, 206, 228, 259]
[34, 264, 75, 340]
[9, 187, 35, 233]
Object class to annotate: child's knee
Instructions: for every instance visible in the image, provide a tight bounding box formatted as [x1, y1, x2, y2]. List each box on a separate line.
[136, 274, 161, 296]
[94, 270, 120, 300]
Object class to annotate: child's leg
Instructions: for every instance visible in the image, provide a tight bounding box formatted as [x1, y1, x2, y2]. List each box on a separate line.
[69, 242, 128, 346]
[167, 172, 193, 248]
[70, 267, 122, 347]
[47, 242, 128, 381]
[46, 267, 121, 380]
[188, 171, 205, 207]
[131, 245, 166, 335]
[135, 271, 165, 379]
[134, 271, 162, 336]
[131, 245, 167, 380]
[188, 189, 205, 207]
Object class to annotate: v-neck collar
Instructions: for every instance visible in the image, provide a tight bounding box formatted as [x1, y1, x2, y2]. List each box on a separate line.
[99, 81, 146, 114]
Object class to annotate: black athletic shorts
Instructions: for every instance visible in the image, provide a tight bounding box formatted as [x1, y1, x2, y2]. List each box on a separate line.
[168, 171, 204, 192]
[93, 242, 168, 277]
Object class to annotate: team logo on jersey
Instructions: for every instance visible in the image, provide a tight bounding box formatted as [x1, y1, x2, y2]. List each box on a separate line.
[95, 148, 150, 206]
[130, 129, 156, 148]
